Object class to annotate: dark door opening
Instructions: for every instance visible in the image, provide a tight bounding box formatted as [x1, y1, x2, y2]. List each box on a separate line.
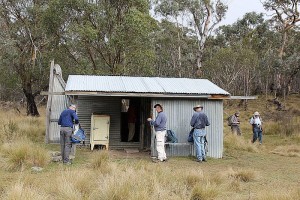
[120, 98, 141, 142]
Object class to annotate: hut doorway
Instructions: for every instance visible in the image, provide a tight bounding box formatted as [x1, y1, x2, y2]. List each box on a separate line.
[120, 98, 141, 142]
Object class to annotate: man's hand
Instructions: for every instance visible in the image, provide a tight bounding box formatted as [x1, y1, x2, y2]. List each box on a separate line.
[147, 118, 152, 122]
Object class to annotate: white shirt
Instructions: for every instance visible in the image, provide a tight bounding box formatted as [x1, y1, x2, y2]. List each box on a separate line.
[250, 116, 262, 126]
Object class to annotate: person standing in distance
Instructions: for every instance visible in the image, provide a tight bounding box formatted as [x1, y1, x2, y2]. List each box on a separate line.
[58, 104, 79, 165]
[147, 104, 167, 162]
[249, 111, 263, 144]
[190, 105, 210, 163]
[230, 111, 241, 135]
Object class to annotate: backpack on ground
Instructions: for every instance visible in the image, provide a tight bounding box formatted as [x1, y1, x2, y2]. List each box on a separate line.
[227, 115, 233, 126]
[166, 130, 178, 143]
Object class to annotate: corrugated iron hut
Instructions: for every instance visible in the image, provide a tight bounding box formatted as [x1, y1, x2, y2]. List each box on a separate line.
[46, 63, 230, 158]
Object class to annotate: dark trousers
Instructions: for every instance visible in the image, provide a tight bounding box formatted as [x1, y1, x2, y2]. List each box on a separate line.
[60, 127, 72, 163]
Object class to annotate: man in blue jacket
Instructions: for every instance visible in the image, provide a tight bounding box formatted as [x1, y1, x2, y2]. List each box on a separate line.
[147, 104, 167, 162]
[190, 105, 210, 163]
[58, 104, 79, 165]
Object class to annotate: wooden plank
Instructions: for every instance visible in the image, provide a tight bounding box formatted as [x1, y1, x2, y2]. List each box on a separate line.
[41, 91, 65, 95]
[229, 96, 258, 100]
[209, 94, 230, 99]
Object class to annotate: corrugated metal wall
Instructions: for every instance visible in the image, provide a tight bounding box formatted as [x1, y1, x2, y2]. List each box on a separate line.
[152, 99, 223, 158]
[46, 64, 68, 143]
[72, 96, 223, 158]
[77, 96, 141, 149]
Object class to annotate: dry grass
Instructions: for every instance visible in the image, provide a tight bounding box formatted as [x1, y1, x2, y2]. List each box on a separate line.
[271, 145, 300, 157]
[221, 167, 257, 183]
[190, 182, 219, 200]
[224, 133, 258, 153]
[256, 188, 300, 200]
[0, 137, 50, 171]
[1, 181, 50, 200]
[0, 97, 300, 199]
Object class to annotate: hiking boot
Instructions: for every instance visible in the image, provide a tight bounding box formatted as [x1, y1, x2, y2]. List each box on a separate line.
[152, 158, 162, 163]
[196, 159, 202, 163]
[202, 158, 207, 162]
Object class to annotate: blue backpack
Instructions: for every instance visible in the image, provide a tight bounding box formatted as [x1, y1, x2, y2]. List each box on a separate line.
[188, 128, 194, 143]
[71, 128, 86, 143]
[166, 130, 178, 143]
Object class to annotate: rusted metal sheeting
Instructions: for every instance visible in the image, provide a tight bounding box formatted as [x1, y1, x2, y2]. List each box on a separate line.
[65, 75, 230, 95]
[152, 99, 223, 158]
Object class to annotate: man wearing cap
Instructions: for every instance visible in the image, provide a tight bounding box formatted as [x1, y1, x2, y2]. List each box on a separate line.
[230, 111, 241, 135]
[249, 111, 263, 144]
[147, 104, 167, 162]
[58, 104, 79, 165]
[190, 105, 210, 162]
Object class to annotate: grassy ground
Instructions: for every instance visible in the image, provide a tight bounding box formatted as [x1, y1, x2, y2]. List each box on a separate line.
[0, 95, 299, 200]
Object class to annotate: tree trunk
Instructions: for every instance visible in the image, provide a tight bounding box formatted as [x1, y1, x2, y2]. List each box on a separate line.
[23, 83, 39, 116]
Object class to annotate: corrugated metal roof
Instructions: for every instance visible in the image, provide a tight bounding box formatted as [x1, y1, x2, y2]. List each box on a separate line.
[65, 75, 230, 95]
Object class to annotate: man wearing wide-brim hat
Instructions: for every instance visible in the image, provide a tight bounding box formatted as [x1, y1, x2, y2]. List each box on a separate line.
[190, 104, 210, 162]
[249, 111, 263, 144]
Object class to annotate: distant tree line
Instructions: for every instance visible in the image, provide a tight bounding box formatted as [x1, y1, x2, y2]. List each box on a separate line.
[0, 0, 299, 116]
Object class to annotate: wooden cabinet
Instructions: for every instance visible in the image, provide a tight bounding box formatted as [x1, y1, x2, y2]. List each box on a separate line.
[90, 114, 110, 150]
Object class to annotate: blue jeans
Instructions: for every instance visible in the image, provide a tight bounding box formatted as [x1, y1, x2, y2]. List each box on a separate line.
[252, 126, 263, 144]
[193, 129, 206, 161]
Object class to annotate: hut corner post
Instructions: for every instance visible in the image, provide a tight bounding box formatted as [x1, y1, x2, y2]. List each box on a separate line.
[45, 60, 55, 143]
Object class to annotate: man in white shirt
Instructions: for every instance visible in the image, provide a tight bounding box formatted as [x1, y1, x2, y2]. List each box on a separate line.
[249, 111, 263, 144]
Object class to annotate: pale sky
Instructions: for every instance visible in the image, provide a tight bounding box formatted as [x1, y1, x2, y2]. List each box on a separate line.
[221, 0, 267, 25]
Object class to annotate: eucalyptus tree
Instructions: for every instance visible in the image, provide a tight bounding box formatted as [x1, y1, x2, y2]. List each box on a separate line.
[46, 0, 158, 76]
[0, 0, 56, 116]
[263, 0, 300, 96]
[153, 19, 198, 78]
[205, 12, 277, 96]
[153, 0, 227, 76]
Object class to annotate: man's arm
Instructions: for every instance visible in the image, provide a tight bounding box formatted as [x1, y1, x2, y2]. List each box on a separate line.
[152, 113, 162, 127]
[205, 115, 210, 126]
[190, 113, 197, 127]
[72, 111, 79, 124]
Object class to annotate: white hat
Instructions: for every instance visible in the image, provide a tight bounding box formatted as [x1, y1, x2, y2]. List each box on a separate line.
[254, 111, 260, 116]
[193, 105, 203, 111]
[70, 104, 77, 109]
